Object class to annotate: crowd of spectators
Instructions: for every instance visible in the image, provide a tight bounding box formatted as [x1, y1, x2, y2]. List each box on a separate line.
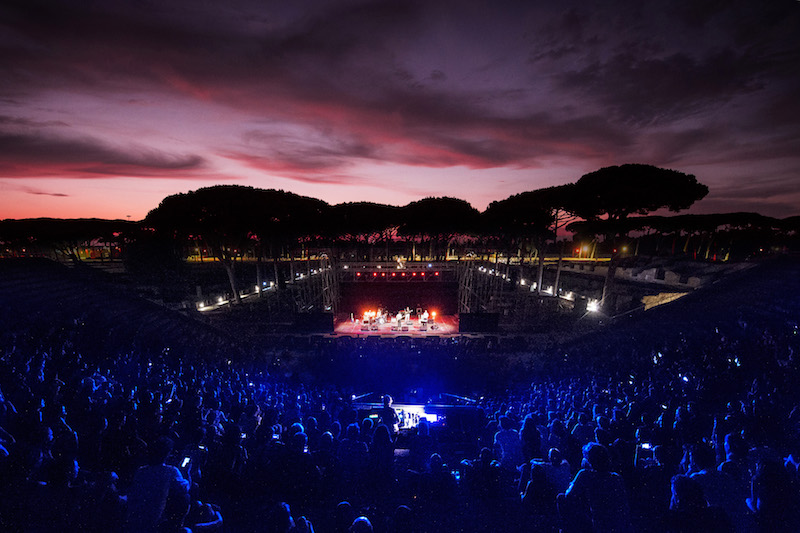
[1, 258, 800, 532]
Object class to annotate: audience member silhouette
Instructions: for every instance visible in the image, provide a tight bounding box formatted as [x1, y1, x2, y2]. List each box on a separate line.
[559, 442, 633, 532]
[350, 515, 374, 533]
[520, 463, 559, 531]
[666, 474, 733, 533]
[747, 460, 800, 533]
[520, 415, 542, 462]
[494, 415, 524, 471]
[687, 443, 748, 531]
[378, 395, 399, 436]
[126, 436, 191, 533]
[462, 447, 502, 500]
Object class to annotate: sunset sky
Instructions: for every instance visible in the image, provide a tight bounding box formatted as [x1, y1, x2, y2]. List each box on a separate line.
[1, 0, 799, 221]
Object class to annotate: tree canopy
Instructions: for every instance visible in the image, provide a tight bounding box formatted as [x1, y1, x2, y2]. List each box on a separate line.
[0, 218, 134, 262]
[145, 186, 330, 240]
[483, 184, 577, 236]
[566, 212, 782, 237]
[6, 164, 758, 281]
[571, 164, 709, 222]
[144, 185, 330, 302]
[329, 202, 402, 242]
[397, 197, 481, 240]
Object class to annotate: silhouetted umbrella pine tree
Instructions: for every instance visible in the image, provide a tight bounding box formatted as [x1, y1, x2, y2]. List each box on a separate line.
[570, 164, 709, 312]
[145, 185, 329, 305]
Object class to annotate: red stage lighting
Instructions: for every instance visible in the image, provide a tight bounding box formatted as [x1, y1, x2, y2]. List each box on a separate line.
[435, 272, 439, 276]
[412, 272, 416, 276]
[421, 273, 425, 276]
[356, 272, 361, 276]
[391, 273, 396, 277]
[373, 272, 377, 277]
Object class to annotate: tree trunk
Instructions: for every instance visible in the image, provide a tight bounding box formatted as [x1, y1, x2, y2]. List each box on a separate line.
[553, 241, 564, 296]
[536, 244, 546, 295]
[704, 235, 714, 260]
[274, 258, 283, 290]
[601, 225, 622, 314]
[223, 258, 242, 304]
[256, 252, 264, 297]
[601, 252, 617, 314]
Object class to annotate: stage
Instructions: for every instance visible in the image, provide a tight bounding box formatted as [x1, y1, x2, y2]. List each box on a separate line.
[334, 314, 459, 337]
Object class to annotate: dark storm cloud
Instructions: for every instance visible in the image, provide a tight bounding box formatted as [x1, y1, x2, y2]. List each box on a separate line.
[390, 111, 634, 168]
[751, 86, 800, 130]
[708, 170, 800, 201]
[23, 186, 68, 197]
[670, 0, 729, 28]
[0, 131, 205, 177]
[1, 0, 799, 217]
[527, 7, 608, 64]
[558, 48, 764, 125]
[0, 0, 742, 159]
[0, 115, 69, 128]
[698, 179, 800, 219]
[0, 182, 70, 197]
[640, 128, 721, 166]
[28, 190, 68, 197]
[641, 114, 799, 169]
[222, 151, 370, 187]
[0, 0, 421, 90]
[234, 105, 633, 172]
[527, 2, 800, 139]
[240, 128, 377, 171]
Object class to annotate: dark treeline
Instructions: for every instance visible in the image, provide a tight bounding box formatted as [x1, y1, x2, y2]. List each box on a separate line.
[2, 165, 799, 307]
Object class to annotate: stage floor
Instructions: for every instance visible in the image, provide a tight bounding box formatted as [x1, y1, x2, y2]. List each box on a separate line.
[333, 315, 459, 337]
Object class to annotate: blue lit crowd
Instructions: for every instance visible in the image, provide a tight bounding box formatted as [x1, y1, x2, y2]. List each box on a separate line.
[1, 261, 800, 532]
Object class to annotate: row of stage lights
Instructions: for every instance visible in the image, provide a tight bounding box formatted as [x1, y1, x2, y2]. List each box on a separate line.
[355, 271, 440, 278]
[361, 309, 437, 320]
[343, 263, 436, 269]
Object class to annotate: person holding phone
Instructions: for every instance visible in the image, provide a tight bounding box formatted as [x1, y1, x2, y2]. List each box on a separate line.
[126, 436, 191, 533]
